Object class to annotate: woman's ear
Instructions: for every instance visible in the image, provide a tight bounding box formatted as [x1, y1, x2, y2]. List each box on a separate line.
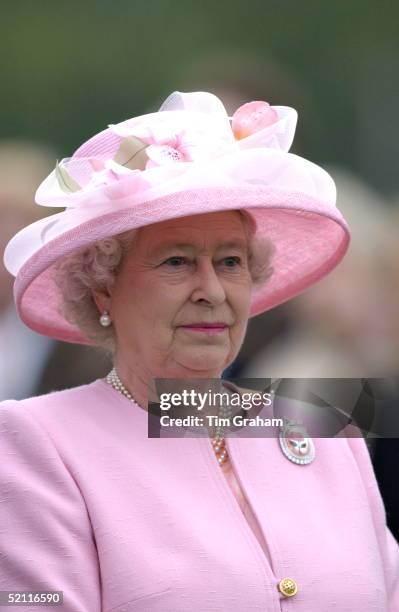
[92, 288, 112, 315]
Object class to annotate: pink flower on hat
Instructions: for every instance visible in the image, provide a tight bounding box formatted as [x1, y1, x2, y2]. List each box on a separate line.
[145, 130, 192, 168]
[88, 159, 150, 200]
[145, 126, 235, 168]
[232, 101, 279, 140]
[86, 158, 136, 188]
[111, 121, 203, 168]
[110, 118, 237, 169]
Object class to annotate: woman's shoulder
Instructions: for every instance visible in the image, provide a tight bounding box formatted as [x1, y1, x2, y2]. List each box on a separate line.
[0, 378, 112, 423]
[0, 378, 128, 459]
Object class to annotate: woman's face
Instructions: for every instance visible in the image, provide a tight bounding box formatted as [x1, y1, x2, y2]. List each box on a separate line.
[107, 211, 252, 379]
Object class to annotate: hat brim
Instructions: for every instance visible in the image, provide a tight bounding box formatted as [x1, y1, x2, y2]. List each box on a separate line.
[13, 185, 349, 345]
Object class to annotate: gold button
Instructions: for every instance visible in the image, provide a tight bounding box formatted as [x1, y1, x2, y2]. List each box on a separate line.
[277, 578, 298, 597]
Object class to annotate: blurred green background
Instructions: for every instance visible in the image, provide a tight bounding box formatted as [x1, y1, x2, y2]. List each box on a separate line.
[1, 0, 398, 196]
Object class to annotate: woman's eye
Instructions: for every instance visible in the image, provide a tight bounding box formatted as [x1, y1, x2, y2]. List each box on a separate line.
[163, 256, 188, 267]
[222, 256, 241, 267]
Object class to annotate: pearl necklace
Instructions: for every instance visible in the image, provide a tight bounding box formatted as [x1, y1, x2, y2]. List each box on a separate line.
[105, 368, 232, 465]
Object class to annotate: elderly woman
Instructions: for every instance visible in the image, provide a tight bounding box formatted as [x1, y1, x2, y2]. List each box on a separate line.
[1, 91, 398, 611]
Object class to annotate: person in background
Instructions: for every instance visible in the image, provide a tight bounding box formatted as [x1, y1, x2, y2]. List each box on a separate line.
[0, 141, 56, 400]
[0, 141, 112, 401]
[243, 167, 397, 379]
[371, 204, 399, 543]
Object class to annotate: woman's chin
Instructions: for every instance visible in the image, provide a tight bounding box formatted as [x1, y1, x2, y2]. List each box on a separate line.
[173, 347, 231, 376]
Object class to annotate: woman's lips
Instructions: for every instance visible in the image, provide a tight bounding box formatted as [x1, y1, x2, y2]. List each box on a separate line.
[180, 324, 228, 335]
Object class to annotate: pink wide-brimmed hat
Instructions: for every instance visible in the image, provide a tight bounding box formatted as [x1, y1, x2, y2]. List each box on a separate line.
[3, 90, 350, 345]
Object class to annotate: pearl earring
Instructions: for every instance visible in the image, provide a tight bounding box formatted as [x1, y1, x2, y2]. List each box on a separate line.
[99, 310, 112, 327]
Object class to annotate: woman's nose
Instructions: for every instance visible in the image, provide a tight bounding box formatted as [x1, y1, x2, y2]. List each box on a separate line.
[190, 259, 226, 306]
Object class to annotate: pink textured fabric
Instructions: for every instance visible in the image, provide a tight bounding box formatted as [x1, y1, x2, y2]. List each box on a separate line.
[221, 459, 270, 561]
[1, 380, 398, 611]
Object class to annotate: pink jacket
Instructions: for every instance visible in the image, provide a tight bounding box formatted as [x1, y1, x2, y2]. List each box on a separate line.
[1, 379, 399, 611]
